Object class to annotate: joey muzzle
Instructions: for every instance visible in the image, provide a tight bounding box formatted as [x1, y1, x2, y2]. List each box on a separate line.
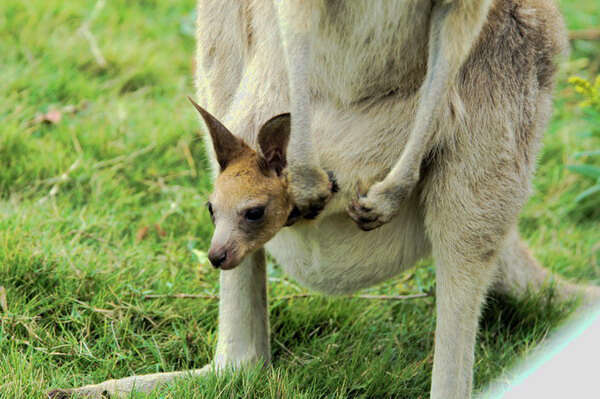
[208, 246, 241, 270]
[208, 248, 227, 268]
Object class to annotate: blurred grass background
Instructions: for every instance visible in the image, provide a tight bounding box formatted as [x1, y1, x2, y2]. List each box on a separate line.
[0, 0, 599, 397]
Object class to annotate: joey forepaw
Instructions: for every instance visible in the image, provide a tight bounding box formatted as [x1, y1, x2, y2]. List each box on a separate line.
[287, 166, 337, 220]
[347, 181, 405, 231]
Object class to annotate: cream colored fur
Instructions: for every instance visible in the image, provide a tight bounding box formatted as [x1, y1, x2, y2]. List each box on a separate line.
[50, 1, 600, 398]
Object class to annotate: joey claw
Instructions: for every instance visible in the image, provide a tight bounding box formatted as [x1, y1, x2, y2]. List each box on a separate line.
[327, 171, 339, 193]
[347, 202, 388, 231]
[285, 206, 302, 226]
[355, 179, 368, 198]
[347, 181, 401, 231]
[288, 166, 337, 221]
[304, 203, 325, 219]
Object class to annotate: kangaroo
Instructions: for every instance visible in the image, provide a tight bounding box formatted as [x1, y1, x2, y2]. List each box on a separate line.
[50, 0, 600, 398]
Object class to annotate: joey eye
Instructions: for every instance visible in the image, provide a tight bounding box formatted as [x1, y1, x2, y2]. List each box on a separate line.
[206, 202, 214, 218]
[244, 206, 265, 222]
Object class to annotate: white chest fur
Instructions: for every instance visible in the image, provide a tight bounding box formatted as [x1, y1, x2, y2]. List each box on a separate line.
[310, 0, 432, 106]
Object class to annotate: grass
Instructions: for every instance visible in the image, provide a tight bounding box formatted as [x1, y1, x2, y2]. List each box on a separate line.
[0, 0, 599, 398]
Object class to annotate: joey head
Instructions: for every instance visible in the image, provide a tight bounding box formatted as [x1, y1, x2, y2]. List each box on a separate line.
[189, 98, 297, 270]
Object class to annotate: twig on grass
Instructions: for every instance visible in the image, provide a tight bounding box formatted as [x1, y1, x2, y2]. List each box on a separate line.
[92, 144, 155, 169]
[38, 159, 82, 204]
[274, 292, 433, 301]
[72, 132, 84, 155]
[143, 293, 219, 300]
[351, 293, 432, 300]
[68, 230, 111, 247]
[67, 229, 117, 257]
[179, 139, 198, 178]
[142, 292, 433, 301]
[78, 0, 107, 68]
[0, 314, 40, 322]
[72, 298, 116, 318]
[273, 337, 304, 365]
[17, 320, 43, 342]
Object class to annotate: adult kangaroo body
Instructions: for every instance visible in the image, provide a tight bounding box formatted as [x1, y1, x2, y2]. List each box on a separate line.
[50, 1, 600, 398]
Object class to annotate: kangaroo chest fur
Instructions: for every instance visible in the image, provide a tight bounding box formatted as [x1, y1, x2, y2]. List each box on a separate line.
[261, 1, 435, 294]
[310, 0, 432, 106]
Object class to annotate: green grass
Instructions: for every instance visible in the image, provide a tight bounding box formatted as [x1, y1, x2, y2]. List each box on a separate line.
[1, 1, 599, 398]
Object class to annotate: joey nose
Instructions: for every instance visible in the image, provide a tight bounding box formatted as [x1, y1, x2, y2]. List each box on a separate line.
[208, 250, 227, 268]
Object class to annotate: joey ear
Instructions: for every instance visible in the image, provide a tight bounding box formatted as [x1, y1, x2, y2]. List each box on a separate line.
[188, 96, 244, 171]
[257, 113, 291, 175]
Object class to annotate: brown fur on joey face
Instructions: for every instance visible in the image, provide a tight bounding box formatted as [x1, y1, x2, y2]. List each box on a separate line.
[189, 98, 293, 270]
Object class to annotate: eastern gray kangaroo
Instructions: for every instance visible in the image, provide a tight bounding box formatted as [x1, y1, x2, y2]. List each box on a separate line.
[50, 1, 600, 398]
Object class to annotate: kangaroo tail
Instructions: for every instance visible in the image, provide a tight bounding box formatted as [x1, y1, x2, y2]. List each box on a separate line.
[492, 229, 600, 308]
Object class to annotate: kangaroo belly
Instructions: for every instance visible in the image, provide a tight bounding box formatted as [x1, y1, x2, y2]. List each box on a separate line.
[265, 196, 430, 294]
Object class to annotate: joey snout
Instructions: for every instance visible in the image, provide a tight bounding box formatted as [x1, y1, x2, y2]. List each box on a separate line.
[208, 243, 243, 270]
[189, 98, 317, 270]
[207, 225, 245, 270]
[207, 247, 228, 268]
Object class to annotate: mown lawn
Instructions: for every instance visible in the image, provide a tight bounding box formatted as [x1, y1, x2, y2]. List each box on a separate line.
[0, 1, 599, 398]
